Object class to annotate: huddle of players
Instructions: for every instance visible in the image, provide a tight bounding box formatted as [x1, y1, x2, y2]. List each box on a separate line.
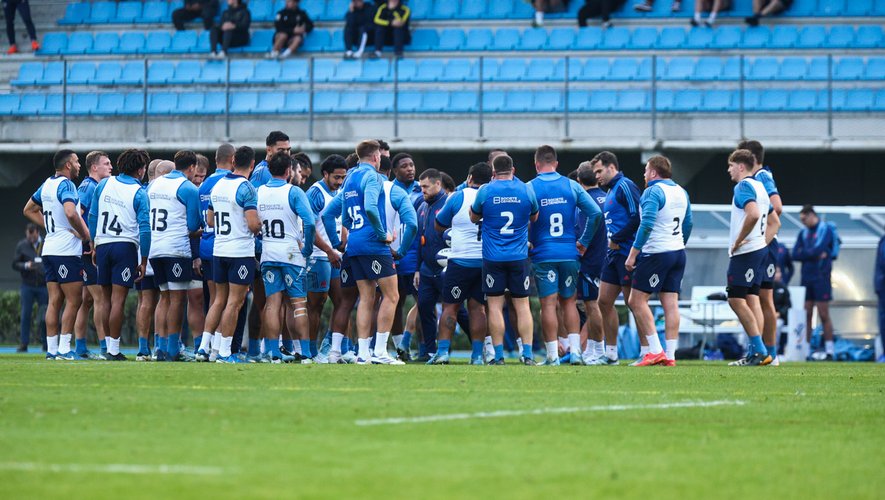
[25, 132, 780, 366]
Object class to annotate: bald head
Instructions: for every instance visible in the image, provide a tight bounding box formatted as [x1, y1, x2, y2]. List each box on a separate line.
[147, 159, 162, 180]
[151, 160, 174, 181]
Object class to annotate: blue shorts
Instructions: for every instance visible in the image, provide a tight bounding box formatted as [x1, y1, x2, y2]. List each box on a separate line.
[149, 257, 193, 291]
[82, 255, 97, 286]
[398, 272, 417, 296]
[43, 255, 84, 284]
[213, 256, 256, 285]
[631, 250, 686, 294]
[727, 247, 767, 291]
[760, 240, 779, 287]
[483, 259, 531, 298]
[350, 254, 396, 282]
[261, 262, 306, 298]
[339, 255, 356, 289]
[306, 259, 332, 293]
[136, 274, 159, 291]
[95, 242, 138, 288]
[803, 280, 832, 302]
[442, 262, 485, 305]
[577, 271, 600, 301]
[601, 252, 632, 287]
[533, 260, 580, 299]
[201, 257, 214, 282]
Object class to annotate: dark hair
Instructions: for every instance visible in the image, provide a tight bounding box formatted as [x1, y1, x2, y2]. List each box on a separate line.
[117, 149, 150, 177]
[345, 153, 359, 169]
[728, 149, 755, 170]
[468, 162, 492, 185]
[173, 150, 197, 171]
[321, 154, 347, 175]
[292, 152, 312, 171]
[379, 155, 392, 176]
[577, 162, 597, 186]
[216, 143, 235, 164]
[53, 149, 76, 171]
[567, 170, 578, 181]
[440, 172, 455, 193]
[492, 155, 513, 174]
[356, 140, 380, 159]
[266, 130, 289, 147]
[737, 139, 764, 166]
[85, 151, 108, 170]
[195, 154, 209, 171]
[488, 148, 507, 162]
[591, 151, 619, 170]
[534, 145, 557, 165]
[419, 168, 442, 182]
[392, 153, 413, 170]
[375, 139, 390, 151]
[26, 223, 39, 233]
[646, 155, 672, 179]
[268, 151, 292, 177]
[234, 146, 255, 170]
[800, 204, 816, 216]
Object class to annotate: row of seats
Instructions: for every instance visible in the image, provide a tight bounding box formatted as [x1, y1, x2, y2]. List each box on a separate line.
[36, 25, 885, 56]
[13, 56, 885, 86]
[2, 89, 883, 115]
[56, 0, 885, 26]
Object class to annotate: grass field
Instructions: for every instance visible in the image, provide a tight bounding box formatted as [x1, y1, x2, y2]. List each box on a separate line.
[0, 357, 882, 499]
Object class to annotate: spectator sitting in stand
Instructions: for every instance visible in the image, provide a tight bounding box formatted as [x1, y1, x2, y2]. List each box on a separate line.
[633, 0, 681, 12]
[372, 0, 410, 58]
[344, 0, 375, 59]
[210, 0, 251, 59]
[691, 0, 731, 27]
[532, 0, 570, 27]
[269, 0, 314, 59]
[172, 0, 220, 31]
[745, 0, 792, 26]
[578, 0, 628, 29]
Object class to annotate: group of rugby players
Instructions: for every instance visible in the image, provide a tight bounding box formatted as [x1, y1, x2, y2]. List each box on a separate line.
[24, 131, 781, 366]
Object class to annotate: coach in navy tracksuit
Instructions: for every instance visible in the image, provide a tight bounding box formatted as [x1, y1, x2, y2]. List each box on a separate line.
[414, 169, 449, 356]
[875, 234, 885, 363]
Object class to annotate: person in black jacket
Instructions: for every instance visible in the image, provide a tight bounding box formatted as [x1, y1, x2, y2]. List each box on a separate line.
[210, 0, 251, 58]
[12, 224, 47, 352]
[343, 0, 375, 59]
[372, 0, 410, 58]
[172, 0, 220, 31]
[270, 0, 314, 59]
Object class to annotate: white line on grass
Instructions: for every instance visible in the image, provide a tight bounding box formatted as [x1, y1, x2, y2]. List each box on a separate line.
[0, 462, 226, 475]
[355, 399, 747, 426]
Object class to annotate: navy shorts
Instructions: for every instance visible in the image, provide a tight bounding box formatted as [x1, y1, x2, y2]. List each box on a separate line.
[727, 247, 767, 291]
[43, 255, 84, 284]
[213, 256, 256, 285]
[96, 242, 138, 288]
[483, 259, 531, 298]
[533, 260, 580, 299]
[631, 250, 686, 294]
[578, 271, 600, 301]
[803, 280, 832, 302]
[339, 255, 356, 289]
[398, 272, 417, 296]
[601, 252, 632, 287]
[149, 257, 193, 291]
[442, 262, 485, 305]
[136, 274, 159, 291]
[760, 240, 779, 288]
[82, 255, 97, 286]
[350, 254, 396, 282]
[201, 257, 214, 282]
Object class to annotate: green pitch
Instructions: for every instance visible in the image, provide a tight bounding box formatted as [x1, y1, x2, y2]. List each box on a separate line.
[1, 358, 882, 499]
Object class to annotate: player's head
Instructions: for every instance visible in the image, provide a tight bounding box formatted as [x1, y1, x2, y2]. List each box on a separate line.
[215, 143, 236, 169]
[234, 145, 256, 176]
[440, 172, 455, 194]
[173, 149, 198, 180]
[391, 153, 415, 183]
[492, 154, 514, 177]
[590, 151, 619, 188]
[268, 151, 292, 180]
[576, 161, 598, 188]
[265, 131, 290, 160]
[26, 223, 40, 243]
[53, 149, 79, 178]
[644, 155, 672, 187]
[320, 154, 347, 190]
[356, 139, 381, 167]
[227, 0, 242, 9]
[117, 148, 150, 180]
[737, 139, 764, 168]
[418, 168, 443, 202]
[567, 170, 578, 181]
[378, 155, 392, 177]
[488, 148, 507, 163]
[345, 152, 359, 169]
[799, 205, 819, 228]
[534, 145, 558, 173]
[285, 0, 299, 9]
[727, 149, 755, 183]
[147, 159, 160, 181]
[292, 152, 312, 184]
[375, 139, 391, 157]
[85, 150, 112, 180]
[467, 162, 492, 187]
[194, 154, 209, 186]
[154, 160, 174, 181]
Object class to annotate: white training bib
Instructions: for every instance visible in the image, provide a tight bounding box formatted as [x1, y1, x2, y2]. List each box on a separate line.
[309, 183, 341, 260]
[257, 183, 305, 267]
[148, 175, 191, 258]
[447, 187, 483, 261]
[383, 181, 402, 251]
[211, 176, 256, 258]
[39, 176, 82, 257]
[94, 176, 141, 247]
[730, 177, 770, 256]
[643, 182, 689, 254]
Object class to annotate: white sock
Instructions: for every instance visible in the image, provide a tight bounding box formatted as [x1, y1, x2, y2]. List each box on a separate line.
[219, 336, 232, 358]
[516, 337, 524, 353]
[558, 336, 569, 352]
[534, 11, 543, 24]
[605, 344, 618, 360]
[595, 341, 605, 358]
[640, 345, 650, 357]
[708, 12, 717, 23]
[47, 335, 59, 355]
[58, 333, 72, 354]
[331, 332, 344, 353]
[374, 332, 390, 356]
[694, 12, 702, 22]
[260, 338, 265, 355]
[107, 337, 120, 355]
[545, 341, 559, 361]
[292, 340, 302, 355]
[281, 48, 291, 57]
[666, 339, 678, 360]
[646, 334, 663, 355]
[211, 333, 222, 352]
[825, 340, 835, 355]
[199, 331, 212, 352]
[357, 338, 371, 360]
[568, 333, 581, 356]
[392, 333, 403, 349]
[355, 33, 367, 56]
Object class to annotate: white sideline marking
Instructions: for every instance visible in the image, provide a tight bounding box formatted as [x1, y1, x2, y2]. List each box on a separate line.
[0, 462, 225, 476]
[355, 399, 747, 426]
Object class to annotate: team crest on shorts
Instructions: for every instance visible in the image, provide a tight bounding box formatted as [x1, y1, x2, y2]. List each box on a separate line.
[767, 264, 775, 277]
[565, 276, 573, 287]
[172, 263, 183, 278]
[547, 270, 556, 282]
[238, 265, 249, 280]
[58, 265, 68, 279]
[371, 260, 381, 275]
[121, 268, 131, 282]
[485, 274, 494, 288]
[284, 274, 293, 287]
[341, 269, 348, 282]
[265, 271, 275, 283]
[649, 274, 660, 288]
[523, 276, 530, 290]
[451, 286, 462, 299]
[745, 268, 755, 282]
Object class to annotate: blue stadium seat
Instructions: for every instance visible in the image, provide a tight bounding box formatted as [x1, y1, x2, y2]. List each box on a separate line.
[833, 89, 875, 111]
[422, 91, 449, 112]
[117, 61, 145, 85]
[393, 59, 418, 81]
[562, 58, 583, 80]
[147, 61, 174, 84]
[875, 90, 885, 111]
[784, 0, 816, 15]
[654, 89, 675, 112]
[581, 58, 610, 80]
[787, 89, 821, 111]
[120, 93, 143, 114]
[533, 91, 563, 112]
[758, 90, 790, 111]
[249, 59, 279, 83]
[616, 91, 648, 112]
[520, 28, 548, 50]
[588, 91, 619, 112]
[495, 58, 526, 81]
[365, 92, 394, 113]
[359, 59, 390, 82]
[601, 27, 630, 50]
[664, 58, 695, 80]
[168, 31, 198, 53]
[39, 33, 68, 55]
[844, 0, 873, 15]
[672, 90, 703, 112]
[239, 30, 274, 53]
[119, 32, 145, 54]
[88, 2, 117, 24]
[68, 94, 98, 116]
[609, 58, 640, 80]
[411, 29, 439, 51]
[488, 0, 515, 18]
[302, 0, 327, 21]
[313, 91, 339, 113]
[12, 62, 44, 86]
[818, 0, 845, 16]
[702, 90, 736, 112]
[491, 29, 520, 50]
[636, 58, 652, 80]
[250, 0, 274, 22]
[225, 60, 254, 83]
[176, 92, 206, 114]
[574, 27, 603, 50]
[711, 26, 742, 49]
[685, 27, 714, 49]
[658, 27, 686, 49]
[770, 26, 799, 48]
[169, 61, 200, 84]
[144, 32, 172, 54]
[526, 58, 560, 81]
[93, 62, 122, 85]
[397, 91, 423, 112]
[511, 0, 535, 17]
[504, 91, 534, 112]
[464, 29, 493, 51]
[805, 56, 829, 80]
[67, 32, 93, 54]
[277, 59, 308, 83]
[116, 2, 142, 23]
[89, 32, 119, 54]
[255, 91, 284, 113]
[284, 91, 309, 113]
[797, 25, 827, 48]
[59, 3, 90, 25]
[415, 59, 446, 81]
[854, 26, 884, 48]
[548, 28, 576, 50]
[141, 2, 169, 23]
[42, 62, 64, 85]
[630, 27, 658, 50]
[778, 57, 808, 80]
[442, 59, 474, 82]
[230, 91, 258, 113]
[827, 26, 856, 48]
[567, 90, 590, 112]
[68, 62, 96, 85]
[149, 93, 178, 114]
[431, 2, 459, 19]
[741, 26, 771, 48]
[331, 60, 362, 82]
[96, 93, 124, 115]
[438, 29, 465, 50]
[720, 57, 742, 80]
[18, 95, 46, 115]
[461, 2, 487, 18]
[312, 59, 337, 82]
[693, 57, 722, 80]
[748, 58, 779, 80]
[408, 0, 432, 19]
[192, 61, 221, 84]
[0, 95, 19, 115]
[481, 91, 506, 112]
[866, 57, 885, 79]
[339, 91, 368, 112]
[302, 30, 332, 51]
[834, 57, 865, 80]
[449, 91, 478, 112]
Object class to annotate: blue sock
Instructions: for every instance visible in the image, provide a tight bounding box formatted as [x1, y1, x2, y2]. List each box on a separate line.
[438, 339, 451, 356]
[749, 335, 767, 357]
[99, 338, 107, 354]
[494, 344, 504, 361]
[402, 330, 412, 350]
[75, 338, 87, 355]
[766, 344, 777, 359]
[471, 340, 483, 359]
[300, 339, 311, 357]
[522, 342, 533, 360]
[309, 340, 318, 358]
[157, 336, 168, 354]
[266, 338, 281, 358]
[138, 337, 149, 354]
[194, 335, 201, 351]
[248, 338, 261, 357]
[283, 339, 295, 352]
[418, 344, 428, 357]
[369, 334, 377, 351]
[167, 334, 180, 356]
